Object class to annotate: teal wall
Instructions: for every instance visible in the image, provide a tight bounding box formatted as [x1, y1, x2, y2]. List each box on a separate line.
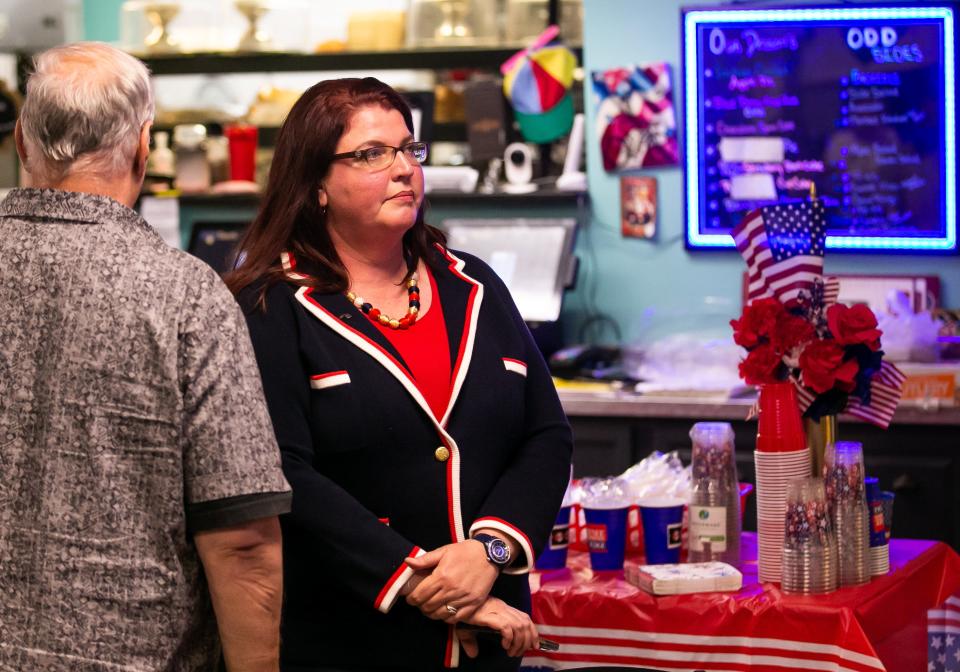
[568, 0, 960, 346]
[82, 0, 124, 43]
[82, 0, 959, 347]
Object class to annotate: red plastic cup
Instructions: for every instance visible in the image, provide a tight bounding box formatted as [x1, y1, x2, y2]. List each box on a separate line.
[756, 382, 807, 453]
[225, 124, 258, 181]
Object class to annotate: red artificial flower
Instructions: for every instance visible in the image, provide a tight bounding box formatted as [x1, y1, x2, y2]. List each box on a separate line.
[738, 343, 784, 385]
[773, 313, 815, 352]
[827, 303, 882, 351]
[798, 339, 859, 394]
[730, 298, 785, 349]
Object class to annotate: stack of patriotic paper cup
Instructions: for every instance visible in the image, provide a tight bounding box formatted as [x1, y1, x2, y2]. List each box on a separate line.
[754, 383, 811, 583]
[865, 476, 890, 576]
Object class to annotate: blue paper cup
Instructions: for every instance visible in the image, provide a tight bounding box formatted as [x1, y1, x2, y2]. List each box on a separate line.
[865, 477, 886, 547]
[881, 491, 895, 542]
[535, 506, 572, 570]
[639, 499, 685, 564]
[583, 506, 629, 571]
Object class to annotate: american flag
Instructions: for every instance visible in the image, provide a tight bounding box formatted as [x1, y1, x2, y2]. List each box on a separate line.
[794, 360, 906, 429]
[733, 200, 827, 303]
[929, 593, 960, 672]
[823, 275, 841, 307]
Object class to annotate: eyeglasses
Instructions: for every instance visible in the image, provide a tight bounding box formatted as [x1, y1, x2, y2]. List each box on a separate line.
[331, 142, 429, 170]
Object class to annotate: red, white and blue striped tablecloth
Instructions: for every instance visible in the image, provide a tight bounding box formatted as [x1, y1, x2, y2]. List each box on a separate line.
[524, 533, 960, 672]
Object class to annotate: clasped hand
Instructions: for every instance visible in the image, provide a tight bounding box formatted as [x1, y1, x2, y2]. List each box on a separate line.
[402, 540, 538, 658]
[404, 538, 497, 622]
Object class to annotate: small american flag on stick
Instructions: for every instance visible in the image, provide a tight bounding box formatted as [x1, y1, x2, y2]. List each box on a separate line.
[733, 200, 827, 303]
[794, 360, 906, 429]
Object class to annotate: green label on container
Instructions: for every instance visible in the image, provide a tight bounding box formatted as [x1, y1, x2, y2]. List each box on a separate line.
[689, 505, 727, 552]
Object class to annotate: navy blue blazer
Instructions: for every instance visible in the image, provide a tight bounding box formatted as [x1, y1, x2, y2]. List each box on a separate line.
[240, 245, 572, 670]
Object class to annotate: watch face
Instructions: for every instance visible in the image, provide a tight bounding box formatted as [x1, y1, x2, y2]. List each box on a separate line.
[488, 538, 510, 565]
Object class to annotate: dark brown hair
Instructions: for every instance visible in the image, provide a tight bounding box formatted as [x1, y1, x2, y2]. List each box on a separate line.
[224, 77, 446, 303]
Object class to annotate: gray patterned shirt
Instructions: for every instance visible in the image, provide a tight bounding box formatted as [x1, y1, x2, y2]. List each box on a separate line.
[0, 188, 291, 671]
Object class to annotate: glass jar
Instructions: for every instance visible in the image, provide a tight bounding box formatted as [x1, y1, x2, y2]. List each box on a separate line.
[173, 124, 210, 193]
[407, 0, 500, 48]
[504, 0, 583, 46]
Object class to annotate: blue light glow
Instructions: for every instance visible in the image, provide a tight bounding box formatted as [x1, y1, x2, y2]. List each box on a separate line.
[683, 5, 957, 252]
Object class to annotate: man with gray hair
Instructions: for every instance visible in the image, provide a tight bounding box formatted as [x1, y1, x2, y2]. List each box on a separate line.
[0, 42, 291, 671]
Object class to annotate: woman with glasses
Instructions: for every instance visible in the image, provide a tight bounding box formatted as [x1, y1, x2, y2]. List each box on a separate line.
[225, 77, 572, 671]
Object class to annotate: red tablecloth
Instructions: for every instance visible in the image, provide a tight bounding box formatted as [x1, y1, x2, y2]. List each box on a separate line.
[525, 533, 960, 672]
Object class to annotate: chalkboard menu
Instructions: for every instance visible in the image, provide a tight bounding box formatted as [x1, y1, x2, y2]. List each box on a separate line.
[683, 6, 957, 251]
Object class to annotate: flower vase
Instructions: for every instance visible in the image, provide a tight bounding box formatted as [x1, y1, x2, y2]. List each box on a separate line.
[805, 414, 837, 478]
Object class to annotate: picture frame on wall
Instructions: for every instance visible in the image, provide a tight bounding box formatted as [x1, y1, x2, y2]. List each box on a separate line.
[621, 175, 657, 239]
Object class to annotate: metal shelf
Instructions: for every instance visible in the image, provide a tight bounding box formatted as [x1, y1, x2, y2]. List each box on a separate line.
[175, 189, 588, 207]
[154, 122, 467, 146]
[140, 47, 582, 75]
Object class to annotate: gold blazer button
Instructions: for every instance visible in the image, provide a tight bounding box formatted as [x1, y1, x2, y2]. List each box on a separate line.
[434, 446, 450, 462]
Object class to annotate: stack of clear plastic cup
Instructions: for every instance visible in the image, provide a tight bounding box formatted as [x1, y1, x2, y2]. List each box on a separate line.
[824, 441, 871, 587]
[781, 477, 838, 594]
[688, 422, 741, 567]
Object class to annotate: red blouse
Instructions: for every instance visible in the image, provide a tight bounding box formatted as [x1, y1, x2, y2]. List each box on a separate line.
[375, 265, 452, 420]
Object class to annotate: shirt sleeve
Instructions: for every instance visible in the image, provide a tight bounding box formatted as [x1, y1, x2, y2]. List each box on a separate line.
[242, 282, 423, 613]
[177, 263, 291, 531]
[467, 262, 573, 574]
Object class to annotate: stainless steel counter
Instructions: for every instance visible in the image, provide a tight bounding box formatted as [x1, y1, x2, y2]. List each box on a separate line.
[557, 389, 960, 426]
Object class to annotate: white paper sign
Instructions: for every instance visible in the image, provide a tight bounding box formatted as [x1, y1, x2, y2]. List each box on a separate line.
[730, 173, 778, 201]
[719, 136, 785, 163]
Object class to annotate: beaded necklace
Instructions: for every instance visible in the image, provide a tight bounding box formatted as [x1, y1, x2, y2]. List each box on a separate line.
[346, 271, 420, 330]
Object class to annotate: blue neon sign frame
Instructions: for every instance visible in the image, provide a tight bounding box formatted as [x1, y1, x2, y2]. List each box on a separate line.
[682, 5, 957, 252]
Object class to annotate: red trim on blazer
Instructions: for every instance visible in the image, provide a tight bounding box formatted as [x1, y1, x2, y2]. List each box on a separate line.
[281, 250, 309, 281]
[433, 245, 485, 552]
[470, 516, 535, 573]
[502, 357, 528, 376]
[301, 288, 416, 383]
[310, 370, 347, 380]
[300, 286, 465, 546]
[309, 370, 351, 389]
[439, 248, 480, 429]
[373, 545, 422, 612]
[446, 450, 457, 543]
[472, 516, 532, 550]
[444, 624, 456, 667]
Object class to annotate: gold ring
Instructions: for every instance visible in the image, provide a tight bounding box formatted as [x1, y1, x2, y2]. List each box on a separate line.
[445, 604, 458, 615]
